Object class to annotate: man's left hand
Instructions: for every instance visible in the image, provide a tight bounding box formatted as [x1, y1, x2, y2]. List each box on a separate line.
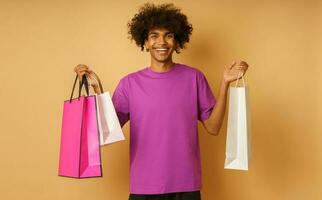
[223, 60, 249, 84]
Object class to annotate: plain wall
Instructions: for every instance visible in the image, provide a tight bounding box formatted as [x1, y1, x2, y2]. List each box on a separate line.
[0, 0, 321, 199]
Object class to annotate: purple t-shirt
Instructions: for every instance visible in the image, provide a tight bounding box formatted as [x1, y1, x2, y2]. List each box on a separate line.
[112, 63, 216, 194]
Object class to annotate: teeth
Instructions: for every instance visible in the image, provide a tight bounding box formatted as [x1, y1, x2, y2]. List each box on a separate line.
[156, 48, 168, 50]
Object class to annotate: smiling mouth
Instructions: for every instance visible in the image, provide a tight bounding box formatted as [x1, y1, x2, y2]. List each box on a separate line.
[154, 48, 169, 54]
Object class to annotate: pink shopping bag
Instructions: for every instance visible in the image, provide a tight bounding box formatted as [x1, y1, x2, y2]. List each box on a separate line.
[58, 75, 102, 178]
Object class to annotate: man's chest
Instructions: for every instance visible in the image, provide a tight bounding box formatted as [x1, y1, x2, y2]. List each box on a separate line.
[129, 77, 197, 113]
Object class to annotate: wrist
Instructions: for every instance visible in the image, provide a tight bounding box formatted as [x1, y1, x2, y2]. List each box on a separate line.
[221, 78, 230, 88]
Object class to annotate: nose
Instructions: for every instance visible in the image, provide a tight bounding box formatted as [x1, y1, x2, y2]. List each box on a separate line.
[157, 35, 166, 44]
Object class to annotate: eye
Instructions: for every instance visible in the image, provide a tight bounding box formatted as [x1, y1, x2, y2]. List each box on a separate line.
[167, 34, 174, 38]
[149, 34, 157, 39]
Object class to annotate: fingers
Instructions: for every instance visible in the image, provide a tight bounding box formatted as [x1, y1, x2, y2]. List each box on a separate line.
[230, 60, 249, 75]
[74, 64, 89, 72]
[229, 69, 244, 80]
[72, 64, 100, 87]
[228, 60, 248, 69]
[228, 60, 236, 69]
[74, 64, 90, 73]
[236, 60, 249, 69]
[230, 68, 244, 77]
[78, 71, 87, 78]
[74, 64, 91, 79]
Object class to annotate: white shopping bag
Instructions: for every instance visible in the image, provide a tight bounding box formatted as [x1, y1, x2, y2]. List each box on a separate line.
[224, 73, 251, 170]
[86, 73, 125, 146]
[95, 92, 125, 146]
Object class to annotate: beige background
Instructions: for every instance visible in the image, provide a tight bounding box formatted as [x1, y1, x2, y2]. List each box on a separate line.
[0, 0, 321, 199]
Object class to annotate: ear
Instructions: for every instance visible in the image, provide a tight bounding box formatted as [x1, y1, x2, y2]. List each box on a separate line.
[173, 40, 178, 48]
[174, 43, 180, 53]
[144, 40, 148, 49]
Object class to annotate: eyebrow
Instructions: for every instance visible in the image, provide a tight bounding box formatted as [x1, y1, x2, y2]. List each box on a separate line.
[148, 31, 173, 35]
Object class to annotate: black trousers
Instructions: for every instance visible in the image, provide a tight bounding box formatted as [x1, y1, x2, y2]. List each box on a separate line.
[128, 191, 201, 200]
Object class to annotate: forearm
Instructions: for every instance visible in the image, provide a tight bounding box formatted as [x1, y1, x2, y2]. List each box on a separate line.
[206, 79, 229, 135]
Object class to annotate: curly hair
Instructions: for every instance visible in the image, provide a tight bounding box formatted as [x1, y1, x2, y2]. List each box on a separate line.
[127, 3, 193, 53]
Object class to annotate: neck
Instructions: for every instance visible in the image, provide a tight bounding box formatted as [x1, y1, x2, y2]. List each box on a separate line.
[149, 58, 175, 73]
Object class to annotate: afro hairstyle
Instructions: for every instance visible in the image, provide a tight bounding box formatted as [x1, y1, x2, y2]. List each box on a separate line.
[127, 3, 193, 53]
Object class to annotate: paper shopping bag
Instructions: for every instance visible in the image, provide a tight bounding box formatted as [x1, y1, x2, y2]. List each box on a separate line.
[224, 73, 251, 171]
[96, 92, 125, 146]
[58, 75, 102, 178]
[88, 72, 125, 146]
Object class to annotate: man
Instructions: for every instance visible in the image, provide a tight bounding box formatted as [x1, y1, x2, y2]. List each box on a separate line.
[74, 3, 249, 200]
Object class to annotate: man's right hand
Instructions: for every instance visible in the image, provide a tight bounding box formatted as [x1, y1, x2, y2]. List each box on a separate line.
[74, 64, 102, 94]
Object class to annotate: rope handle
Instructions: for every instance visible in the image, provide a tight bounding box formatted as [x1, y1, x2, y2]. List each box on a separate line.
[69, 75, 89, 103]
[234, 70, 246, 87]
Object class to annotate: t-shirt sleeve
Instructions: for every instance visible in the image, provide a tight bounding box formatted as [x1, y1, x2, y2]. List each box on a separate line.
[197, 71, 216, 122]
[112, 77, 130, 127]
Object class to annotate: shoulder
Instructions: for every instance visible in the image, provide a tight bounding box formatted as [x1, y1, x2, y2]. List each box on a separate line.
[176, 63, 206, 79]
[177, 63, 200, 73]
[118, 68, 140, 83]
[120, 67, 146, 80]
[116, 67, 146, 89]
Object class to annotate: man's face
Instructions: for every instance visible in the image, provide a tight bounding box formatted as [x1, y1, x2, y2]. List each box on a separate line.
[144, 27, 177, 63]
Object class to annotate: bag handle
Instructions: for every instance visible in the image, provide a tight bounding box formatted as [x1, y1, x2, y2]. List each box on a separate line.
[69, 75, 90, 103]
[69, 71, 104, 103]
[234, 71, 246, 87]
[83, 72, 104, 94]
[89, 71, 104, 93]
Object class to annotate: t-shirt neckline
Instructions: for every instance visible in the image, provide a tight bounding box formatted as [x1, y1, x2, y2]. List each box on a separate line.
[144, 63, 180, 78]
